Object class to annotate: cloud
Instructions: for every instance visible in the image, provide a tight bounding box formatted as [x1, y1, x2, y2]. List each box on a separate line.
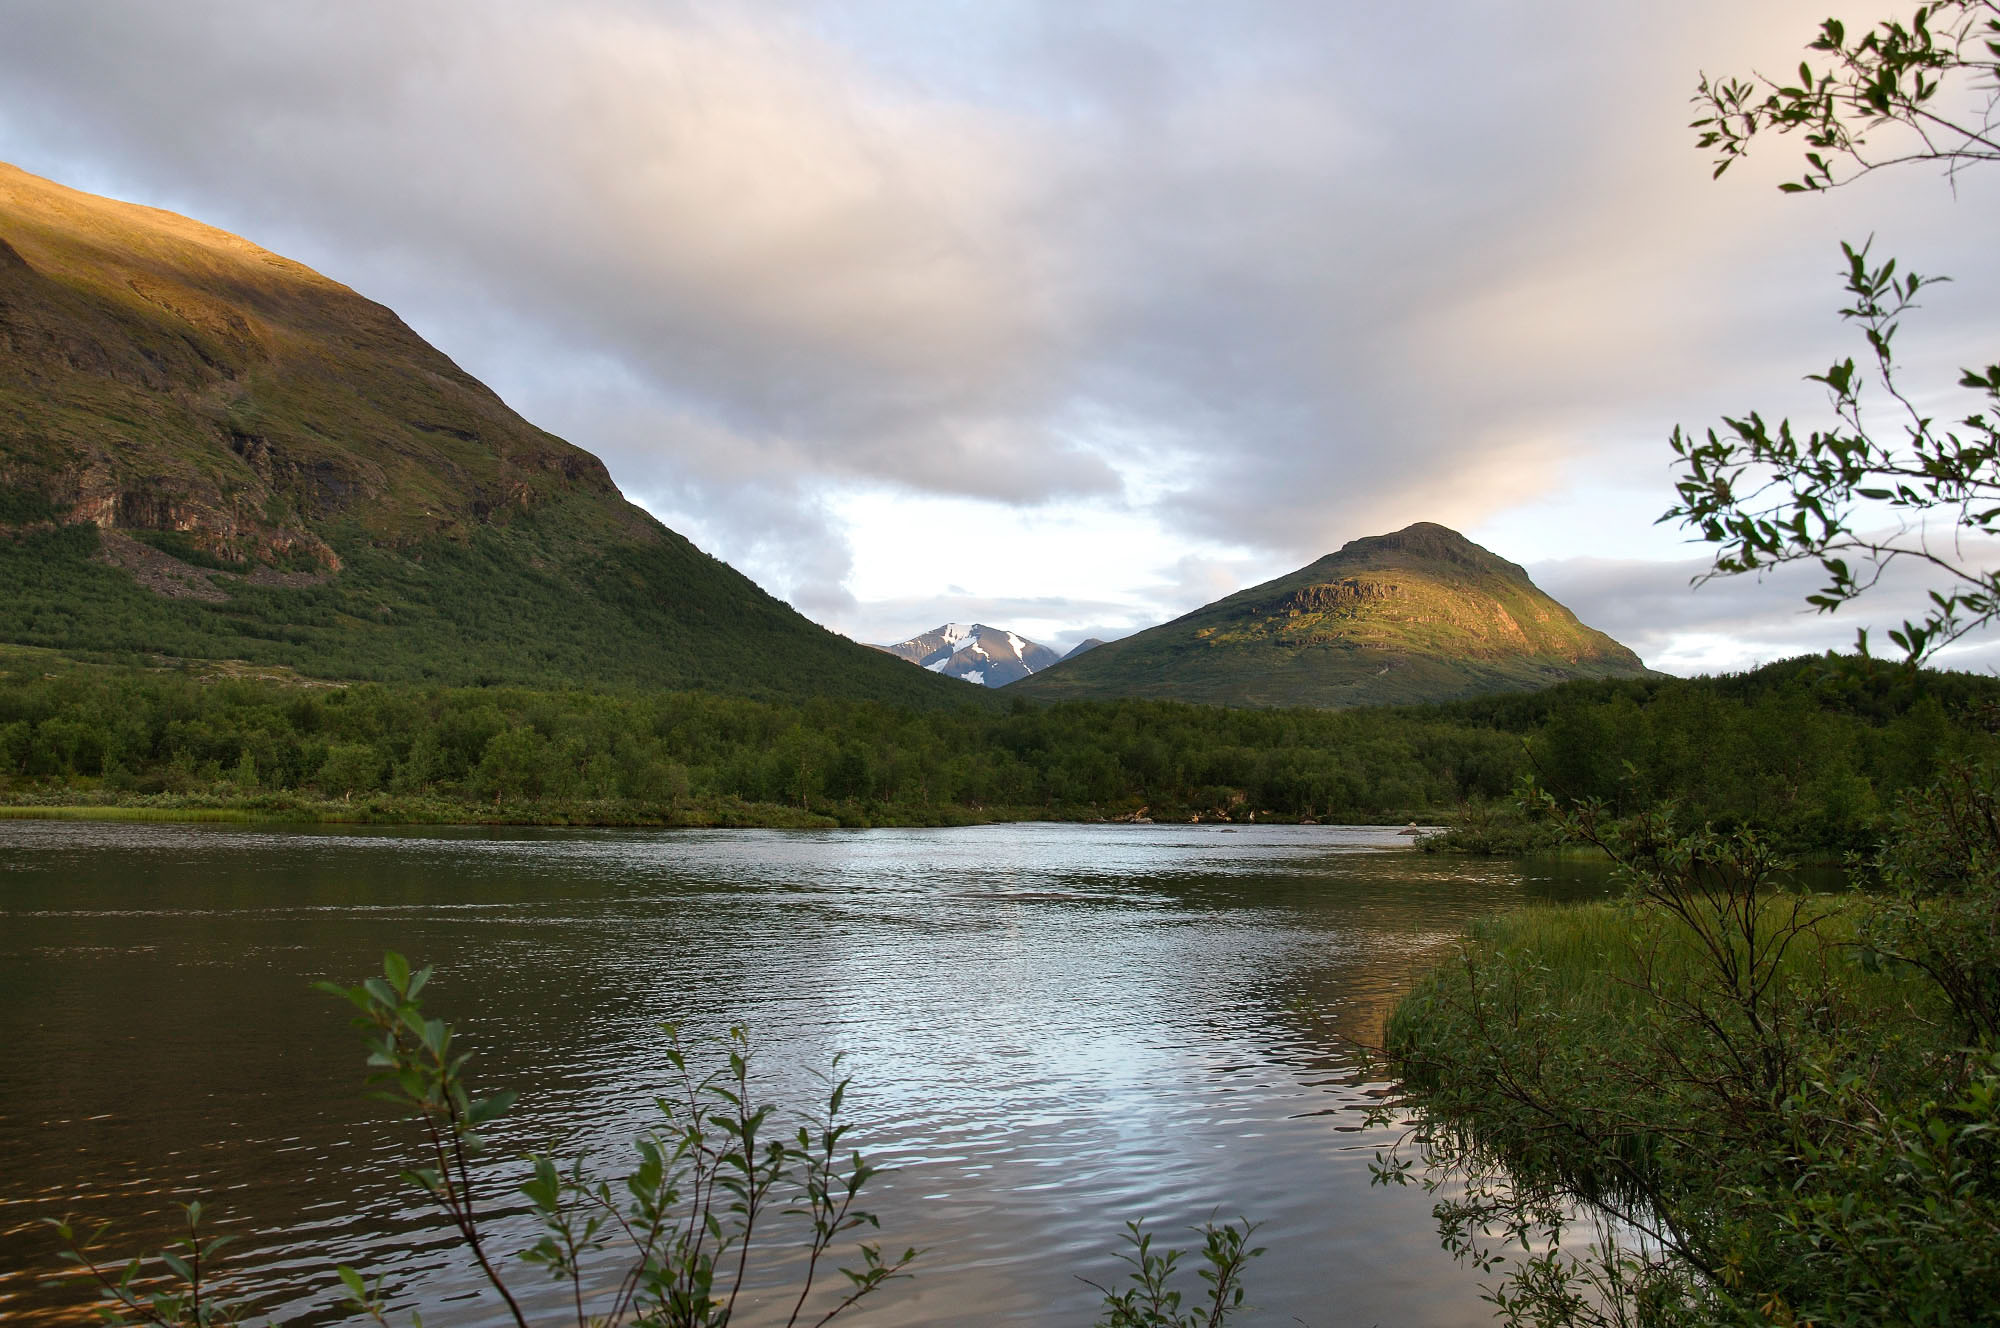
[2, 1, 1111, 500]
[2, 0, 1995, 655]
[1532, 544, 2000, 677]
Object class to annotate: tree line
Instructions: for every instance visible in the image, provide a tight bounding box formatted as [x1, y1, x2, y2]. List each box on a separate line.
[1, 651, 1991, 844]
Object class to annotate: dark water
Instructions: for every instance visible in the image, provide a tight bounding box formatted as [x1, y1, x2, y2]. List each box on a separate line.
[0, 821, 1612, 1326]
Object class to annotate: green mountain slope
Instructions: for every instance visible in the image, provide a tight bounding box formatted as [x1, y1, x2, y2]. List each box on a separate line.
[0, 162, 973, 703]
[1011, 522, 1656, 707]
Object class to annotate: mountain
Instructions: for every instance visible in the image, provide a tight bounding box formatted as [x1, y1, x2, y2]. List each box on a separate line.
[878, 623, 1061, 687]
[0, 162, 974, 704]
[1061, 638, 1106, 661]
[1011, 523, 1655, 708]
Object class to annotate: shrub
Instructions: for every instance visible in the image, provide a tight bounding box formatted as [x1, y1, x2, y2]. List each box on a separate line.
[46, 954, 1263, 1328]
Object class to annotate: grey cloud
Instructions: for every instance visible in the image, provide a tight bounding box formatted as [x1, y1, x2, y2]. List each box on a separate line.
[2, 0, 1994, 648]
[998, 2, 1996, 559]
[2, 1, 1113, 504]
[1531, 550, 2000, 677]
[500, 370, 860, 620]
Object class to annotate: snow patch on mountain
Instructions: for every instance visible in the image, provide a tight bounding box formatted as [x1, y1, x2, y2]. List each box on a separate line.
[877, 623, 1064, 688]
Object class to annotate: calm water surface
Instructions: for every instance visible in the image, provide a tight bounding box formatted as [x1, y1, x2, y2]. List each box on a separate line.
[0, 821, 1612, 1326]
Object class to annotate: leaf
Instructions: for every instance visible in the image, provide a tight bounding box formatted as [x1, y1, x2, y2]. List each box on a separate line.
[466, 1090, 516, 1129]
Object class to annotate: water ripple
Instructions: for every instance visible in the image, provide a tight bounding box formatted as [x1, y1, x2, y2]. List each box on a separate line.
[0, 820, 1610, 1326]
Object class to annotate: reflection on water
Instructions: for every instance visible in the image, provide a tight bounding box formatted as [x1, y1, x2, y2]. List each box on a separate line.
[0, 821, 1611, 1326]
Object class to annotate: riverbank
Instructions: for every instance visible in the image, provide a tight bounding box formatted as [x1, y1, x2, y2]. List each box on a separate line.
[1379, 799, 2000, 1325]
[4, 655, 1991, 851]
[0, 791, 1428, 829]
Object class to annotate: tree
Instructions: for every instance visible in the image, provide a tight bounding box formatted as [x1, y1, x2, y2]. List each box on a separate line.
[1372, 11, 2000, 1326]
[1664, 1, 2000, 661]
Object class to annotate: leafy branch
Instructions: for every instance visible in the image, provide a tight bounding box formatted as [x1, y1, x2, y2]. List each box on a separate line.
[321, 956, 917, 1328]
[1083, 1218, 1265, 1328]
[1694, 1, 2000, 192]
[1664, 239, 2000, 661]
[1669, 1, 2000, 664]
[43, 1203, 247, 1328]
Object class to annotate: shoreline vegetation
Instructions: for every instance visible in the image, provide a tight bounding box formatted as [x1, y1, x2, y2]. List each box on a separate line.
[1, 646, 1995, 840]
[1371, 4, 2000, 1316]
[1378, 787, 2000, 1323]
[0, 793, 1424, 830]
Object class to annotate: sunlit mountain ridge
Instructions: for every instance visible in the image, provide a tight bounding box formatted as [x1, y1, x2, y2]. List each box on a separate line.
[0, 162, 975, 703]
[1012, 523, 1656, 707]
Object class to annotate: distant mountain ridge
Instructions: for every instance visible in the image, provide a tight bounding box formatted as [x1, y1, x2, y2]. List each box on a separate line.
[1011, 522, 1655, 707]
[879, 623, 1060, 687]
[0, 161, 976, 704]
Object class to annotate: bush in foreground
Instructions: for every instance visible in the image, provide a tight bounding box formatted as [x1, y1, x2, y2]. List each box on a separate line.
[1378, 789, 2000, 1326]
[46, 954, 1262, 1328]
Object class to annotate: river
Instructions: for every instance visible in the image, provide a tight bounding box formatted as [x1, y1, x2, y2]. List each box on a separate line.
[0, 820, 1612, 1326]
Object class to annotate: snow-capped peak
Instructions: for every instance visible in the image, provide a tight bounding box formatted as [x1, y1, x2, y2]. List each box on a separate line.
[876, 622, 1065, 688]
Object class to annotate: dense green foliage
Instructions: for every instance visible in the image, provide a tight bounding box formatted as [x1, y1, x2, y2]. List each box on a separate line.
[1426, 655, 1999, 853]
[0, 508, 973, 704]
[1380, 793, 2000, 1326]
[0, 648, 1992, 842]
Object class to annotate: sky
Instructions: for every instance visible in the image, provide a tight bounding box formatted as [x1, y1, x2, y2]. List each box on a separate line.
[3, 1, 1996, 673]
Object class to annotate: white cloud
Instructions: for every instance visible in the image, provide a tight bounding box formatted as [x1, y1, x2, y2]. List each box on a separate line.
[1, 0, 1994, 665]
[1532, 542, 2000, 678]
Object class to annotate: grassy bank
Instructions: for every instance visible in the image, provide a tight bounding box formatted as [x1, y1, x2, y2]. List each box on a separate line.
[1379, 799, 2000, 1325]
[0, 792, 1024, 830]
[0, 795, 844, 828]
[0, 789, 1417, 830]
[0, 803, 267, 823]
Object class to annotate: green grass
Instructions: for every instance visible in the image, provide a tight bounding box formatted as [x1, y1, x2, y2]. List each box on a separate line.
[0, 804, 261, 823]
[1391, 891, 1914, 1045]
[1377, 820, 2000, 1326]
[0, 789, 1098, 830]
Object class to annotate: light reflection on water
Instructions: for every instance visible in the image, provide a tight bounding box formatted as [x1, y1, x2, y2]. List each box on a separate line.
[0, 821, 1612, 1326]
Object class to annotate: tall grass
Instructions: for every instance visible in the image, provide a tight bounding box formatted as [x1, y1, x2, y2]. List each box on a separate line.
[1419, 890, 1904, 1017]
[0, 804, 262, 823]
[1378, 811, 1994, 1326]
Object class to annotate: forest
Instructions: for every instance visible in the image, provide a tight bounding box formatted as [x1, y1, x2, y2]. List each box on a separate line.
[1, 645, 1991, 849]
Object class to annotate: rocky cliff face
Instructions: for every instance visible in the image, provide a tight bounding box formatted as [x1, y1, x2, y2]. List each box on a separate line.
[1286, 578, 1403, 615]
